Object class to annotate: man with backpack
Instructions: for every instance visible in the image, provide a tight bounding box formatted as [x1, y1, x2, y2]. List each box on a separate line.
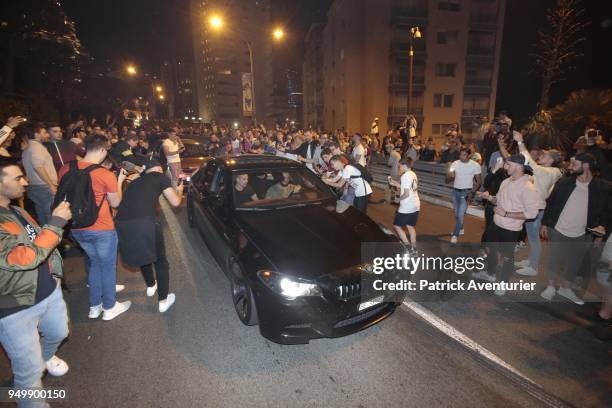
[57, 134, 131, 320]
[323, 154, 373, 213]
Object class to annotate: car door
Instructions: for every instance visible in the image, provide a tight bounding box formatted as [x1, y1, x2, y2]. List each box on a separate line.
[194, 161, 232, 272]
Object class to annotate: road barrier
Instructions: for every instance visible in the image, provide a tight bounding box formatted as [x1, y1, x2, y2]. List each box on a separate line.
[369, 158, 484, 218]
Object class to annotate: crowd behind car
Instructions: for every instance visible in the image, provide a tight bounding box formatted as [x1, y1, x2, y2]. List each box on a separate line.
[0, 110, 611, 407]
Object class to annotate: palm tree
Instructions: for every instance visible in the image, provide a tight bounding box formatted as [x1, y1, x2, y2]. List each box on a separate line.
[552, 89, 612, 149]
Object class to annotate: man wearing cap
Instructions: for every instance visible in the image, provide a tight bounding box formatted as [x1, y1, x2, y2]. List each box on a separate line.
[539, 153, 611, 305]
[115, 157, 184, 313]
[474, 153, 539, 295]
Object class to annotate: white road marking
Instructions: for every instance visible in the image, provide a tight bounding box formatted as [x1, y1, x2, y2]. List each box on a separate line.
[401, 300, 535, 383]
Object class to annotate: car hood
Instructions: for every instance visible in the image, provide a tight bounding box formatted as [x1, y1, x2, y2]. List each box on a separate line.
[234, 204, 394, 279]
[181, 156, 207, 173]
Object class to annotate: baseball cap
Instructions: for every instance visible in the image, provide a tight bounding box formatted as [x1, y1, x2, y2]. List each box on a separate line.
[506, 153, 533, 175]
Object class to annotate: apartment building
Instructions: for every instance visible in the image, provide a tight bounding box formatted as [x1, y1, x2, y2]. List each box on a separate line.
[305, 0, 505, 141]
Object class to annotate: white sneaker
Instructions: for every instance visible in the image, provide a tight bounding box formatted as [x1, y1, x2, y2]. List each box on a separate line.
[88, 304, 102, 319]
[459, 229, 465, 236]
[557, 287, 584, 305]
[45, 355, 69, 376]
[540, 285, 556, 301]
[146, 282, 158, 297]
[450, 235, 458, 244]
[102, 300, 132, 321]
[516, 266, 538, 277]
[159, 293, 176, 313]
[494, 289, 506, 296]
[514, 259, 530, 268]
[116, 284, 125, 293]
[472, 271, 496, 282]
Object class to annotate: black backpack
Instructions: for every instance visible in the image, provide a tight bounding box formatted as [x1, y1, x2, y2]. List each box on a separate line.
[52, 161, 103, 228]
[349, 162, 373, 183]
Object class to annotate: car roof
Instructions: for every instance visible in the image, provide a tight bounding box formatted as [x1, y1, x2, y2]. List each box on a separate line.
[215, 154, 302, 171]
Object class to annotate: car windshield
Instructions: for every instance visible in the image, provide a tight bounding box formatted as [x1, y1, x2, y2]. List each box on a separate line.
[233, 168, 335, 209]
[181, 141, 207, 158]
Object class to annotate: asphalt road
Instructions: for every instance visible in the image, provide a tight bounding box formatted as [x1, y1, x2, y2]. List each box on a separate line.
[0, 202, 551, 408]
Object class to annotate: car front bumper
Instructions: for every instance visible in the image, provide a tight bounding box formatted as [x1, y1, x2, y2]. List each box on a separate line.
[254, 287, 398, 345]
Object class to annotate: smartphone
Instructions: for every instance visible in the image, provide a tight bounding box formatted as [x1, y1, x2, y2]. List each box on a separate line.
[586, 228, 605, 237]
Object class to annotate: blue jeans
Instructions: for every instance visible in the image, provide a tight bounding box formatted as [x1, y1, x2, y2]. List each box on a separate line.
[26, 185, 54, 226]
[0, 286, 69, 408]
[452, 189, 469, 236]
[525, 210, 544, 269]
[71, 229, 118, 309]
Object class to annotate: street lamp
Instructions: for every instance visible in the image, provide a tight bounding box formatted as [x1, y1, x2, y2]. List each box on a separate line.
[209, 15, 223, 29]
[155, 85, 163, 93]
[126, 64, 137, 76]
[407, 26, 421, 118]
[273, 28, 285, 41]
[158, 94, 165, 101]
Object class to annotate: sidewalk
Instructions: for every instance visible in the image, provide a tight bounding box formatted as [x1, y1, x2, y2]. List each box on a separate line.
[367, 188, 612, 408]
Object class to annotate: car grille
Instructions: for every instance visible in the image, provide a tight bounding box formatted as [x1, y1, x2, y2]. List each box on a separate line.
[333, 304, 387, 328]
[336, 282, 361, 300]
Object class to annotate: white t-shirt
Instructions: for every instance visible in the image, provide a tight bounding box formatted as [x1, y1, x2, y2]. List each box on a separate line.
[162, 138, 181, 164]
[352, 144, 367, 167]
[555, 180, 589, 237]
[398, 170, 420, 214]
[449, 160, 481, 189]
[342, 165, 372, 197]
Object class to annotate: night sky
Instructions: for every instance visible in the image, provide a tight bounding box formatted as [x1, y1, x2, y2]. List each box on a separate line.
[62, 0, 612, 123]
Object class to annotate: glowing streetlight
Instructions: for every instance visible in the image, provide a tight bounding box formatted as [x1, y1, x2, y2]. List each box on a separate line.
[158, 94, 165, 101]
[126, 65, 137, 76]
[155, 85, 163, 93]
[209, 15, 223, 30]
[272, 28, 285, 41]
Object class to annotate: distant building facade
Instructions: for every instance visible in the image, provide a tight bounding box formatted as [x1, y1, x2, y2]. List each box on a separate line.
[304, 0, 505, 140]
[160, 61, 198, 121]
[302, 23, 325, 130]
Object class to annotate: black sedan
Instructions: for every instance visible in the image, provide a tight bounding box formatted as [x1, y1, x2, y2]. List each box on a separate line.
[187, 154, 400, 344]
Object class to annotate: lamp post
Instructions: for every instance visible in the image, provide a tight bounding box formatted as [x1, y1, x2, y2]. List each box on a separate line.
[407, 26, 421, 117]
[207, 15, 285, 124]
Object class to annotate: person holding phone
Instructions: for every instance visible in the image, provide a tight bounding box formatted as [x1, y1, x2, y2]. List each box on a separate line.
[115, 157, 184, 313]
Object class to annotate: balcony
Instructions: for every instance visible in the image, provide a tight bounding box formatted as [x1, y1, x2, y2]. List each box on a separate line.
[466, 46, 495, 56]
[462, 108, 489, 117]
[390, 6, 427, 27]
[388, 107, 424, 116]
[466, 53, 495, 66]
[469, 13, 498, 30]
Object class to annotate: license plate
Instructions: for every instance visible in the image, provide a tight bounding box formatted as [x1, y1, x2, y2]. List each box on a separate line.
[358, 295, 384, 311]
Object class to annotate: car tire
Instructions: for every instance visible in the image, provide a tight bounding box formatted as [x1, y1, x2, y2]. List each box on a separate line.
[187, 193, 195, 228]
[230, 261, 258, 326]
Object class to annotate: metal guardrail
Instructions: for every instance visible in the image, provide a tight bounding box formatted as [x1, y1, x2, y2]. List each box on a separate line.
[369, 161, 453, 200]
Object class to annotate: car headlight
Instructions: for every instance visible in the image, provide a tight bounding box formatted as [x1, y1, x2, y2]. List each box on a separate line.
[257, 270, 322, 299]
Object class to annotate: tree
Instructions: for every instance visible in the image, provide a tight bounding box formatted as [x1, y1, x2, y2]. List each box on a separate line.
[531, 0, 587, 110]
[552, 89, 612, 149]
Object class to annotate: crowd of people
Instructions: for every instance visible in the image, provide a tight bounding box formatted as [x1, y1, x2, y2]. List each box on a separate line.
[0, 110, 611, 406]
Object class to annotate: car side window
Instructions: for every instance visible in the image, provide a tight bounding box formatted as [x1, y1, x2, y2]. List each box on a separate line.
[191, 161, 208, 192]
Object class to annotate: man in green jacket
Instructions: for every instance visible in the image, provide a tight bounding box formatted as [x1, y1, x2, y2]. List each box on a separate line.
[0, 162, 72, 407]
